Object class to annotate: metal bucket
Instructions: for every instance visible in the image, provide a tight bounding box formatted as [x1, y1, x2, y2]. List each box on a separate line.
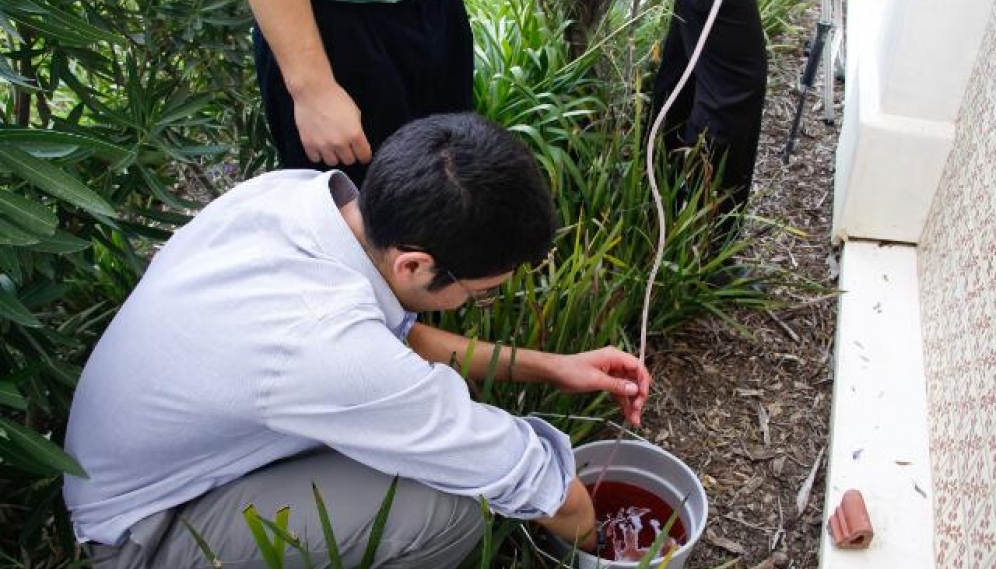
[545, 439, 708, 569]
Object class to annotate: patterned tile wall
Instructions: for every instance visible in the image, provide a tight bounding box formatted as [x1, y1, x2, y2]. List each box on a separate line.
[919, 4, 996, 568]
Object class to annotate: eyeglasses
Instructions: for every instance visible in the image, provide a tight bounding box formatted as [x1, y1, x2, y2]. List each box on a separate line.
[443, 269, 501, 309]
[395, 244, 501, 308]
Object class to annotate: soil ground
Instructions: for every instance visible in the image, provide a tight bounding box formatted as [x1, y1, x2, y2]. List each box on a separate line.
[640, 6, 843, 569]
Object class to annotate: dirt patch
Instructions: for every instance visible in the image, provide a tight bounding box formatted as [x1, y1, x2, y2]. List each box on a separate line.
[640, 6, 843, 569]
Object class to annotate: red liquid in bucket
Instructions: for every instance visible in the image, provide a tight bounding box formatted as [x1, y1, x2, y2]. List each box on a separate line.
[586, 480, 687, 562]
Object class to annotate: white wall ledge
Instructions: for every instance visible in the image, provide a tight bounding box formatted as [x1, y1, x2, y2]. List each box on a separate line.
[820, 240, 935, 569]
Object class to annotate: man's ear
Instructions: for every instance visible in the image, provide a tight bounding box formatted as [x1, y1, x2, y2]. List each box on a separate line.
[390, 248, 436, 286]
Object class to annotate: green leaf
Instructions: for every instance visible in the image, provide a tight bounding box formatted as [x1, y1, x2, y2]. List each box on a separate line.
[18, 477, 63, 545]
[0, 381, 27, 410]
[170, 144, 228, 158]
[159, 92, 215, 125]
[478, 498, 494, 569]
[0, 147, 116, 218]
[0, 436, 56, 476]
[257, 514, 314, 569]
[0, 8, 24, 42]
[0, 418, 87, 477]
[0, 128, 136, 168]
[6, 0, 120, 45]
[243, 504, 281, 569]
[0, 52, 36, 90]
[312, 483, 345, 569]
[480, 340, 505, 403]
[272, 506, 291, 568]
[181, 518, 222, 569]
[0, 287, 42, 327]
[200, 0, 242, 12]
[20, 281, 69, 310]
[45, 359, 81, 388]
[0, 190, 57, 235]
[127, 205, 192, 226]
[0, 246, 21, 281]
[24, 230, 91, 254]
[0, 216, 41, 246]
[635, 495, 687, 569]
[138, 165, 200, 210]
[359, 475, 399, 569]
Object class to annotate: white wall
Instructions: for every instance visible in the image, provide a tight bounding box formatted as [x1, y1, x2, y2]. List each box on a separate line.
[831, 0, 994, 244]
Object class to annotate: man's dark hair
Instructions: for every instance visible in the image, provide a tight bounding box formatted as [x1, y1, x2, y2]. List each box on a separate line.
[360, 113, 557, 290]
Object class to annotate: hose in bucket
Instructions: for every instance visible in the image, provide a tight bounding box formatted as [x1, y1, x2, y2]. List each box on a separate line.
[591, 0, 726, 501]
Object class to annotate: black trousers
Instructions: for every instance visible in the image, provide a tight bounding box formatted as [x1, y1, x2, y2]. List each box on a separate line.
[650, 0, 767, 238]
[253, 0, 474, 186]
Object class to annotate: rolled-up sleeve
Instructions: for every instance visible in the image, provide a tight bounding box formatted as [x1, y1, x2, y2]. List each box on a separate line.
[257, 305, 574, 519]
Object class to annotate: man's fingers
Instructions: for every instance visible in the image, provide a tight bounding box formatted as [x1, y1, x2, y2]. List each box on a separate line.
[605, 376, 638, 397]
[353, 136, 373, 164]
[334, 145, 357, 166]
[617, 394, 641, 427]
[304, 143, 324, 165]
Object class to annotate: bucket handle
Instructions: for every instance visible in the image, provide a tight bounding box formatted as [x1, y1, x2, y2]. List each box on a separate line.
[527, 412, 652, 445]
[516, 524, 598, 569]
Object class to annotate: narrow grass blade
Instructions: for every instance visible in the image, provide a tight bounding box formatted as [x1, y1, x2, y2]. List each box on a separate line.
[257, 515, 314, 569]
[242, 504, 280, 569]
[312, 483, 346, 569]
[480, 340, 504, 402]
[478, 497, 494, 569]
[459, 336, 478, 379]
[656, 545, 676, 569]
[359, 475, 400, 569]
[272, 507, 291, 569]
[180, 518, 223, 569]
[635, 494, 688, 569]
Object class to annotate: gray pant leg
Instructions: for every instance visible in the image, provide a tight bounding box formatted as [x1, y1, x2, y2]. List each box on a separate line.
[92, 449, 484, 569]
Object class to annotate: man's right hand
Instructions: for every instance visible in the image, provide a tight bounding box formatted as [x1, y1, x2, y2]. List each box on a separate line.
[292, 77, 373, 168]
[247, 0, 373, 168]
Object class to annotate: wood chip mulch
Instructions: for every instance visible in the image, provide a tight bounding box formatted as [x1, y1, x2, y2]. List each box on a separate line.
[641, 7, 844, 569]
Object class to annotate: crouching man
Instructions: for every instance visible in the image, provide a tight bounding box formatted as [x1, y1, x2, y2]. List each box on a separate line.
[64, 113, 652, 569]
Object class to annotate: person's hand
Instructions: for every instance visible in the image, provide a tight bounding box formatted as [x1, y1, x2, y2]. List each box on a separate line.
[292, 77, 373, 168]
[548, 347, 652, 426]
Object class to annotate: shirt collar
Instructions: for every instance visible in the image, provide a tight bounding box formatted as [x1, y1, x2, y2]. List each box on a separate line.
[307, 170, 414, 338]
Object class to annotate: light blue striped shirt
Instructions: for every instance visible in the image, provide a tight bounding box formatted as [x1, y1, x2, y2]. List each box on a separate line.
[63, 169, 574, 545]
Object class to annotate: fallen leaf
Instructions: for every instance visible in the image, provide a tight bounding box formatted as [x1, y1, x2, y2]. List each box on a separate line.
[706, 529, 748, 555]
[796, 447, 826, 517]
[737, 447, 778, 461]
[826, 252, 840, 279]
[757, 403, 771, 447]
[701, 473, 718, 490]
[772, 456, 787, 477]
